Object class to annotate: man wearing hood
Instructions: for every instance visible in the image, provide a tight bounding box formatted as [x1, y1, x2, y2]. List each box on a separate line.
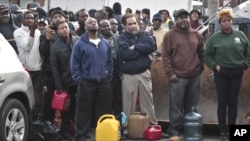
[112, 2, 124, 34]
[0, 5, 18, 54]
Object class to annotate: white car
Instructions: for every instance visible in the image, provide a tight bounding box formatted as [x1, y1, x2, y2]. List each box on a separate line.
[0, 34, 35, 141]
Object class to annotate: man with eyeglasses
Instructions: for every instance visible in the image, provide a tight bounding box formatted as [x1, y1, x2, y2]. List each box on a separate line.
[150, 13, 168, 60]
[0, 5, 18, 54]
[162, 9, 204, 141]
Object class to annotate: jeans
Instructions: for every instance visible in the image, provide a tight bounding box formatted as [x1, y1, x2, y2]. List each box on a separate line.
[74, 80, 112, 141]
[214, 67, 243, 133]
[29, 70, 43, 117]
[112, 73, 122, 115]
[167, 74, 201, 136]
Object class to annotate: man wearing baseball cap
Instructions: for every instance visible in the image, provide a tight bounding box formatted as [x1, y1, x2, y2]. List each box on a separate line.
[37, 17, 49, 32]
[162, 9, 204, 141]
[0, 5, 18, 54]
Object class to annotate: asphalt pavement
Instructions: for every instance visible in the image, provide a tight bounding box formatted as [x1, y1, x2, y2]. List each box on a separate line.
[29, 122, 221, 141]
[85, 122, 221, 141]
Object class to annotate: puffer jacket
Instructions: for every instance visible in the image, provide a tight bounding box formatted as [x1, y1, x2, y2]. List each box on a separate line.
[50, 34, 79, 90]
[39, 25, 77, 75]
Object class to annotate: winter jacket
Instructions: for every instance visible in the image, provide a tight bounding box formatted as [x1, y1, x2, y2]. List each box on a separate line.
[117, 31, 156, 74]
[39, 26, 77, 75]
[50, 34, 79, 90]
[102, 33, 120, 74]
[70, 33, 113, 84]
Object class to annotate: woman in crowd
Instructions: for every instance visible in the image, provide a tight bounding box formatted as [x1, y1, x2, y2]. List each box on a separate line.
[204, 8, 250, 141]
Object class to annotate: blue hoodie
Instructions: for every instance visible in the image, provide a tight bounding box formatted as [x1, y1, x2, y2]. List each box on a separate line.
[0, 13, 18, 54]
[70, 33, 113, 84]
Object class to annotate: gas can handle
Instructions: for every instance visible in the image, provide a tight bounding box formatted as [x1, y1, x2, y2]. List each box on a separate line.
[153, 125, 161, 130]
[97, 114, 115, 125]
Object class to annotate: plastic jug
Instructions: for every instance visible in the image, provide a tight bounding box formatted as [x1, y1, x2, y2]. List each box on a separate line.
[51, 90, 71, 111]
[144, 125, 162, 140]
[96, 114, 120, 141]
[128, 112, 150, 139]
[184, 106, 203, 141]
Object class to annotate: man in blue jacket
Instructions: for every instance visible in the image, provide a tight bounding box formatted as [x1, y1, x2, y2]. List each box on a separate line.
[117, 14, 157, 126]
[70, 17, 113, 141]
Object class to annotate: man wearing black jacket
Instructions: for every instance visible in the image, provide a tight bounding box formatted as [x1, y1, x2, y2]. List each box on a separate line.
[39, 8, 78, 128]
[51, 21, 79, 140]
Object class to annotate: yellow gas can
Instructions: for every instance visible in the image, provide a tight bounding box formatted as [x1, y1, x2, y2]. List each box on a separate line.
[96, 114, 120, 141]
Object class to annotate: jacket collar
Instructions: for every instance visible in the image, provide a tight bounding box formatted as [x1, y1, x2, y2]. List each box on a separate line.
[21, 24, 30, 32]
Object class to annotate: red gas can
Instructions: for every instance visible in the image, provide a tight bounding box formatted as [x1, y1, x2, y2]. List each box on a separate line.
[144, 125, 162, 140]
[51, 90, 71, 112]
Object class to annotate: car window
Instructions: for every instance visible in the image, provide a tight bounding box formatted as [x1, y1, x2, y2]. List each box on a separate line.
[0, 34, 23, 73]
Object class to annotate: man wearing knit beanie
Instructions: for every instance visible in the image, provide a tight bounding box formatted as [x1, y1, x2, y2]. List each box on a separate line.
[51, 10, 66, 19]
[39, 7, 78, 140]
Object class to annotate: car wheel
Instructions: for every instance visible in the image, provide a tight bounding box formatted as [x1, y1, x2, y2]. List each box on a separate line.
[0, 98, 29, 141]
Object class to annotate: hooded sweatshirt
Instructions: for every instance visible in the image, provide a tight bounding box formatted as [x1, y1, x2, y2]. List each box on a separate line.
[0, 13, 18, 54]
[112, 2, 123, 34]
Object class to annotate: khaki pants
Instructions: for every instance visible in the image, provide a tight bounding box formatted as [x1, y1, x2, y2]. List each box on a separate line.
[122, 70, 157, 124]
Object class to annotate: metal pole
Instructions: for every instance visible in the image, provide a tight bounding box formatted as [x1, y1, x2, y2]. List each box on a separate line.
[47, 0, 50, 13]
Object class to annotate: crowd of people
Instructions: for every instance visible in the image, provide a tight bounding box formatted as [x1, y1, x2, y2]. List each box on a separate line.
[1, 1, 250, 141]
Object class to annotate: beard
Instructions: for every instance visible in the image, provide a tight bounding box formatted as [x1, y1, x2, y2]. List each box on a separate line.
[177, 22, 190, 31]
[126, 28, 139, 35]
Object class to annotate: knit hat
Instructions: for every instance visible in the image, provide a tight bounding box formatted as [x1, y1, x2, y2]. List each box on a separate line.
[152, 13, 162, 21]
[175, 9, 189, 18]
[48, 7, 62, 17]
[51, 10, 66, 18]
[113, 2, 121, 13]
[0, 5, 9, 13]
